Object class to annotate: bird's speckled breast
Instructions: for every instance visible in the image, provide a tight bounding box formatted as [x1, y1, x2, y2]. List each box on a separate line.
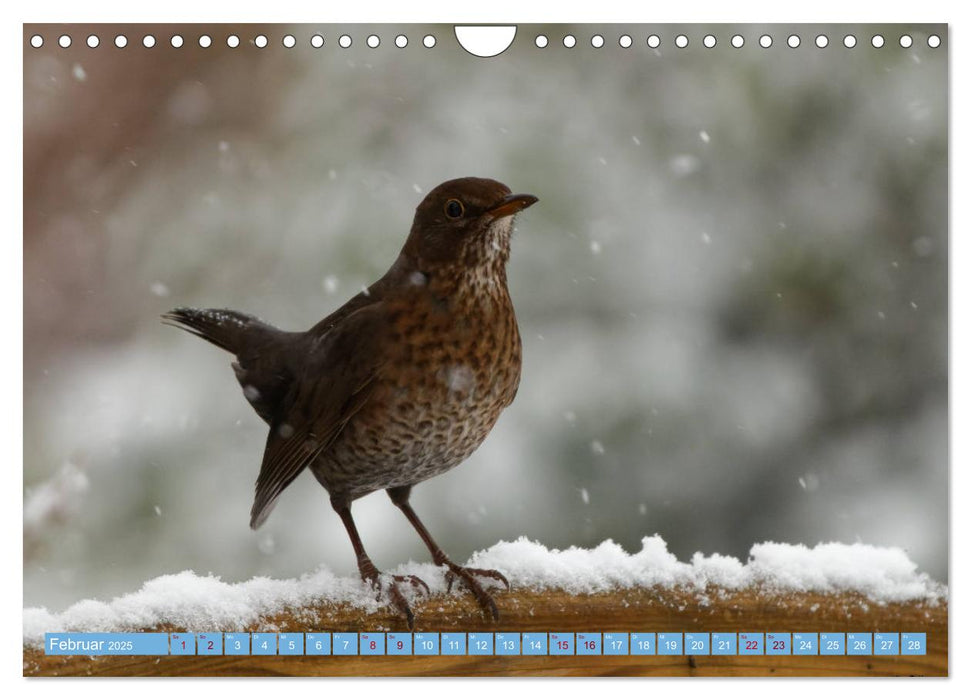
[312, 276, 521, 501]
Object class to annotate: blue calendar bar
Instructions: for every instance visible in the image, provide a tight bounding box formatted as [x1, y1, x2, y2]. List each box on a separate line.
[631, 633, 655, 655]
[766, 633, 790, 656]
[793, 633, 817, 655]
[225, 633, 250, 655]
[468, 632, 493, 655]
[441, 632, 466, 655]
[496, 632, 520, 655]
[387, 632, 411, 655]
[847, 633, 872, 656]
[874, 633, 899, 655]
[712, 633, 736, 655]
[252, 632, 276, 655]
[306, 633, 331, 655]
[332, 632, 358, 655]
[577, 633, 601, 655]
[279, 633, 304, 655]
[739, 633, 763, 655]
[603, 633, 628, 655]
[198, 633, 222, 655]
[902, 633, 927, 655]
[523, 632, 548, 655]
[550, 632, 574, 655]
[360, 632, 385, 655]
[40, 630, 928, 656]
[44, 633, 169, 656]
[821, 633, 845, 655]
[684, 633, 709, 655]
[658, 633, 683, 655]
[170, 632, 194, 655]
[414, 632, 439, 655]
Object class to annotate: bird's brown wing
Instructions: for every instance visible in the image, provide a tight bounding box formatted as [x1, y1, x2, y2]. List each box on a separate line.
[249, 303, 389, 529]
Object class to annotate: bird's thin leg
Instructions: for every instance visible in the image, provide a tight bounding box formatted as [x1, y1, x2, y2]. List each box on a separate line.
[387, 486, 508, 621]
[331, 497, 422, 629]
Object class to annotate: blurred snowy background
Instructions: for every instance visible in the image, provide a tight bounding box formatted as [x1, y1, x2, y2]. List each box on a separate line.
[24, 24, 947, 608]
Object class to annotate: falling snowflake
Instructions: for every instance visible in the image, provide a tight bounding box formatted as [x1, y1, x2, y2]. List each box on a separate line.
[669, 154, 700, 177]
[257, 534, 275, 555]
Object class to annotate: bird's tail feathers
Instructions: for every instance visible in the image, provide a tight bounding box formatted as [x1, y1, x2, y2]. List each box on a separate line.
[161, 307, 279, 355]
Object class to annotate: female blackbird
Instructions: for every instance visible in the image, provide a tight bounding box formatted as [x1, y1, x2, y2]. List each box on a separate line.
[163, 177, 537, 627]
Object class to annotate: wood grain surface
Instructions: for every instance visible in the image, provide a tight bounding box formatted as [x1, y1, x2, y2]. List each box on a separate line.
[23, 586, 947, 677]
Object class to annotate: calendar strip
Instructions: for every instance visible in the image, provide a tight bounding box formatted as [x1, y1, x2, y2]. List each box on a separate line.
[43, 632, 928, 656]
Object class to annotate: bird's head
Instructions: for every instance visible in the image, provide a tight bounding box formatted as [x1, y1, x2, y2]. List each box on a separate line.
[403, 177, 538, 271]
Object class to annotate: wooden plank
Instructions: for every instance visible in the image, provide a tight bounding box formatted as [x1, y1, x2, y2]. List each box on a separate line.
[23, 587, 947, 677]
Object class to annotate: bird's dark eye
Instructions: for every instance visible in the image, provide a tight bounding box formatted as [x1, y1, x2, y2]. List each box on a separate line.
[445, 199, 465, 219]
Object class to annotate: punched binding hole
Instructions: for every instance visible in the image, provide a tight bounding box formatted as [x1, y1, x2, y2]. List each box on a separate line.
[591, 35, 604, 48]
[563, 34, 576, 48]
[703, 34, 716, 48]
[843, 34, 857, 48]
[58, 34, 72, 48]
[283, 35, 296, 48]
[871, 34, 885, 48]
[423, 34, 436, 48]
[367, 35, 380, 48]
[227, 35, 240, 48]
[86, 34, 100, 48]
[927, 34, 941, 48]
[338, 34, 352, 48]
[535, 34, 548, 48]
[311, 34, 324, 48]
[899, 34, 913, 48]
[731, 35, 744, 48]
[647, 35, 661, 49]
[454, 25, 517, 56]
[787, 34, 800, 48]
[171, 35, 184, 48]
[619, 34, 632, 48]
[759, 34, 772, 48]
[815, 34, 828, 48]
[142, 35, 156, 48]
[394, 35, 407, 48]
[29, 34, 43, 48]
[675, 34, 688, 48]
[199, 35, 212, 49]
[254, 34, 268, 48]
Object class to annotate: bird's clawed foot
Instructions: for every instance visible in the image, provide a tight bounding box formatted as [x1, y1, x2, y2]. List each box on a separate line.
[444, 565, 510, 621]
[360, 562, 431, 630]
[392, 573, 432, 597]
